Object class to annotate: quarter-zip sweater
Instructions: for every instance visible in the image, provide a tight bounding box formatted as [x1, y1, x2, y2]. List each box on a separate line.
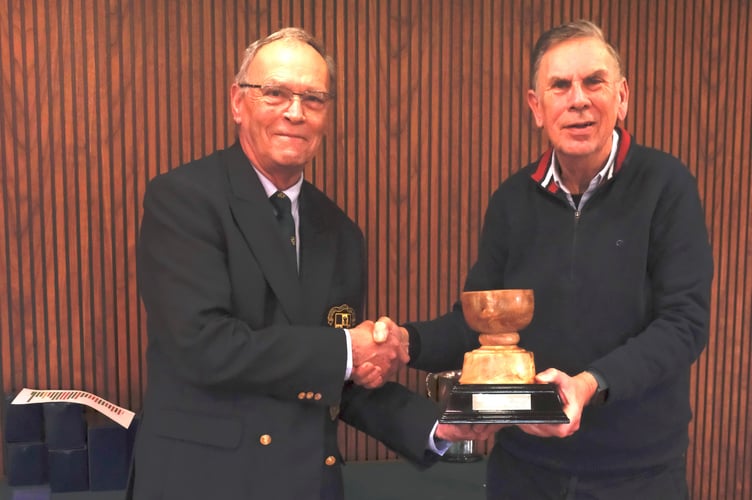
[409, 128, 714, 473]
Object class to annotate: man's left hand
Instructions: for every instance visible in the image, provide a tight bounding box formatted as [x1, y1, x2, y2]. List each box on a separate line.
[516, 368, 598, 438]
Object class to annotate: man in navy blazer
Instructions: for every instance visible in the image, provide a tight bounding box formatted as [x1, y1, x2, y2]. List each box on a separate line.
[128, 28, 447, 500]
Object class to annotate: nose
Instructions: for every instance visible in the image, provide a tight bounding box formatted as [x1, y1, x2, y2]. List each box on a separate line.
[568, 81, 590, 109]
[283, 95, 306, 122]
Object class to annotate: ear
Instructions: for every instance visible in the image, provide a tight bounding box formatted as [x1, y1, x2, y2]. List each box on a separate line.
[230, 83, 244, 124]
[616, 78, 629, 121]
[527, 89, 544, 128]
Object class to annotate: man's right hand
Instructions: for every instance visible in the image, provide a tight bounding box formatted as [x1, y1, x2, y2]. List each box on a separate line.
[350, 317, 410, 388]
[370, 316, 410, 366]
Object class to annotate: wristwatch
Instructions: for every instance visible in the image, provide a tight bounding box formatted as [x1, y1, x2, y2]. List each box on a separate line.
[587, 370, 609, 406]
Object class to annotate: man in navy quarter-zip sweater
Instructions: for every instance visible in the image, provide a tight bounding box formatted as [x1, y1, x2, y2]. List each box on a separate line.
[383, 20, 713, 500]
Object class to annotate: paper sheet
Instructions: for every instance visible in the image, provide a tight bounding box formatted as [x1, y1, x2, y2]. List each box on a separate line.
[11, 388, 135, 429]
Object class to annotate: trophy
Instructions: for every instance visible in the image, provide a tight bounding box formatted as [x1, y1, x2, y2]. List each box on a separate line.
[438, 289, 569, 424]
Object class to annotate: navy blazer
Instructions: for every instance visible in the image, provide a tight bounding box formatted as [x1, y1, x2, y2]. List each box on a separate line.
[129, 143, 439, 500]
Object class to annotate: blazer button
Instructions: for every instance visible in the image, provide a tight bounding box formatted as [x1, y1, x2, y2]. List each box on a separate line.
[298, 392, 306, 400]
[306, 392, 314, 399]
[259, 434, 272, 446]
[324, 456, 337, 466]
[314, 393, 322, 400]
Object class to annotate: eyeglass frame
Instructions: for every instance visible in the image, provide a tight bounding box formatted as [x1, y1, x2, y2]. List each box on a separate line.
[238, 83, 335, 110]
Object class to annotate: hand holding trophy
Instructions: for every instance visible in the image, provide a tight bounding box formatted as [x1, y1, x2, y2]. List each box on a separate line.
[439, 289, 569, 424]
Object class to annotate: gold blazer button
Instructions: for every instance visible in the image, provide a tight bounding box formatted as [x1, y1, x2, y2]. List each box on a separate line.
[259, 434, 272, 446]
[324, 456, 337, 466]
[297, 392, 306, 400]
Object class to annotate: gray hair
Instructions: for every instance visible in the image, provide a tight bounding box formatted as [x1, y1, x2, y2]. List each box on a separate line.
[235, 27, 336, 95]
[530, 20, 624, 89]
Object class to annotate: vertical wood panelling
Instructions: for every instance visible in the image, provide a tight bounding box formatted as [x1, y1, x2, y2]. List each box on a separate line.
[1, 1, 750, 497]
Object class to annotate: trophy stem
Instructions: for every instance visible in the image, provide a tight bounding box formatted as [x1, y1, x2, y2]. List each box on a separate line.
[478, 332, 520, 346]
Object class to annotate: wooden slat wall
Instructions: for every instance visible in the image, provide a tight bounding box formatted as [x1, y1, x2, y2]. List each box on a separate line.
[1, 0, 750, 497]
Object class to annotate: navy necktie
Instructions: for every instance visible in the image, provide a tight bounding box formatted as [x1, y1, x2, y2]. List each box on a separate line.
[269, 191, 297, 266]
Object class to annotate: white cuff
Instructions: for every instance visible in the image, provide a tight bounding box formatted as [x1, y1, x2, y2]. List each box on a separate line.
[427, 421, 452, 455]
[344, 328, 353, 380]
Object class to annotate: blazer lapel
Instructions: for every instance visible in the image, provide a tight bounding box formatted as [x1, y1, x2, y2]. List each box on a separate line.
[223, 144, 302, 323]
[298, 184, 337, 326]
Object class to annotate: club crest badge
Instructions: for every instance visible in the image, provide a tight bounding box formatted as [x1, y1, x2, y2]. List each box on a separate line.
[327, 304, 355, 329]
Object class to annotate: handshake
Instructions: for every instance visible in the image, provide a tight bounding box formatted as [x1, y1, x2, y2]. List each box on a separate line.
[349, 317, 409, 389]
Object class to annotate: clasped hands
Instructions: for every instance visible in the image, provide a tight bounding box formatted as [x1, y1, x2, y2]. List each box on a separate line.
[349, 317, 409, 389]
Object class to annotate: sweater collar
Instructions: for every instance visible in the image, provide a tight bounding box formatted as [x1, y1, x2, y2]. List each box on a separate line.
[530, 126, 632, 193]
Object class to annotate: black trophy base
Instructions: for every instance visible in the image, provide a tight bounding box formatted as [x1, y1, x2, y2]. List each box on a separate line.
[438, 384, 569, 424]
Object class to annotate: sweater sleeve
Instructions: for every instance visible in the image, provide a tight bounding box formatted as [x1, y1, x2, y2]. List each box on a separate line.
[588, 163, 713, 402]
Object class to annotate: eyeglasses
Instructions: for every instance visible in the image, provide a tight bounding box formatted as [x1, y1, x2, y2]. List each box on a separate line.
[239, 83, 333, 111]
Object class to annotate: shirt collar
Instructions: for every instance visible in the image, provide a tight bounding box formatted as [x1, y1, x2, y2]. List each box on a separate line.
[551, 129, 620, 195]
[531, 127, 632, 195]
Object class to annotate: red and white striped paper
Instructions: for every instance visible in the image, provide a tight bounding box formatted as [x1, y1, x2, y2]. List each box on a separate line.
[11, 388, 135, 428]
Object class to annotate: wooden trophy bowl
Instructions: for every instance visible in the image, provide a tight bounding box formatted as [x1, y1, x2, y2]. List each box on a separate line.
[460, 289, 534, 335]
[459, 289, 536, 384]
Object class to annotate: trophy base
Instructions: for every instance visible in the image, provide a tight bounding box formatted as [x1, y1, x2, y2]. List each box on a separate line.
[438, 384, 569, 424]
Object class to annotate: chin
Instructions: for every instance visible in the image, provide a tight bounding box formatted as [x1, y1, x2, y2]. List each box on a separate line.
[275, 151, 311, 164]
[274, 156, 312, 169]
[555, 144, 597, 158]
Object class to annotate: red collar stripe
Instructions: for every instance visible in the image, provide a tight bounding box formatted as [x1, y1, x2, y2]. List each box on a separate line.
[530, 127, 632, 192]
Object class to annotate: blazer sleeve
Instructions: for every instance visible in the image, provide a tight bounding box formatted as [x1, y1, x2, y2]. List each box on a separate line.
[338, 381, 442, 468]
